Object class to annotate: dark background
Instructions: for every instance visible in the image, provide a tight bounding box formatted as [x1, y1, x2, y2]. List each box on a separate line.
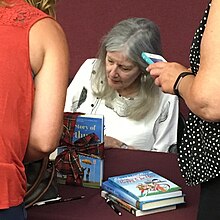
[56, 0, 209, 115]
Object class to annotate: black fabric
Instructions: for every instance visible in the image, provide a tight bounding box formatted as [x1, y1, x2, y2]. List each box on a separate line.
[197, 175, 220, 220]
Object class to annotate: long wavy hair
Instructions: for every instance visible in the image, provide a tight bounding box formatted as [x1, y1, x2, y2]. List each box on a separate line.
[0, 0, 56, 17]
[25, 0, 56, 17]
[91, 18, 162, 120]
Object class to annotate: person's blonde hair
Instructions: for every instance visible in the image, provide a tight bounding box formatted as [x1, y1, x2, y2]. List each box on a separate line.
[25, 0, 57, 17]
[0, 0, 11, 6]
[0, 0, 56, 17]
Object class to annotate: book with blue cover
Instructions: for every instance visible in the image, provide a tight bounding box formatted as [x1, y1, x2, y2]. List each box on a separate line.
[102, 180, 184, 210]
[50, 114, 104, 160]
[72, 114, 104, 143]
[54, 113, 104, 188]
[108, 170, 182, 204]
[79, 153, 104, 188]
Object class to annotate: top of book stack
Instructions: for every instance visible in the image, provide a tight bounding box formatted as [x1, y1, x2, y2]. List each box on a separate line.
[108, 170, 181, 202]
[101, 170, 185, 216]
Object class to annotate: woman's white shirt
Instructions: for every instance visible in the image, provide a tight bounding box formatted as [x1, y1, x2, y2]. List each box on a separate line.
[65, 59, 179, 152]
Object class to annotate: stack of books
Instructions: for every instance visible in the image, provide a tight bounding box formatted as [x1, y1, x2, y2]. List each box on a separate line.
[101, 170, 185, 217]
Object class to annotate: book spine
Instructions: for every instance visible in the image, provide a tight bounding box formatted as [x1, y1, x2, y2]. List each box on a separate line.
[101, 191, 137, 216]
[108, 194, 137, 215]
[102, 181, 140, 209]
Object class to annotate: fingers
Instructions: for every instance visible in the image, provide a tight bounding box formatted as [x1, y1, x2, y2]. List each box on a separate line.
[154, 77, 161, 87]
[146, 63, 162, 86]
[147, 62, 165, 71]
[147, 62, 164, 79]
[104, 135, 123, 148]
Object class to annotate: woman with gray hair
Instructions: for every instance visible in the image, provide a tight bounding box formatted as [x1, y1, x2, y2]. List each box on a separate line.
[65, 17, 179, 151]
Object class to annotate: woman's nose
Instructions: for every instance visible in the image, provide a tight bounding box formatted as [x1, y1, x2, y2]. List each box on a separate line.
[109, 64, 119, 77]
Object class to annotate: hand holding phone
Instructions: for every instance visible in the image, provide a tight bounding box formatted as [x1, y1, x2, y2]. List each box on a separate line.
[141, 52, 166, 64]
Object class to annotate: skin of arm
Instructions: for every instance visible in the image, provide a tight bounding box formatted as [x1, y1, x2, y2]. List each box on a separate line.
[104, 136, 134, 150]
[188, 0, 220, 121]
[147, 0, 220, 122]
[24, 18, 69, 163]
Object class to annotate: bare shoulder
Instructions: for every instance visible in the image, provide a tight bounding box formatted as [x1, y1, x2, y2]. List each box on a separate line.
[31, 17, 67, 42]
[29, 17, 69, 74]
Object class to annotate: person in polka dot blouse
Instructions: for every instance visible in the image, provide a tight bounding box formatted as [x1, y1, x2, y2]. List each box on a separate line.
[147, 1, 220, 219]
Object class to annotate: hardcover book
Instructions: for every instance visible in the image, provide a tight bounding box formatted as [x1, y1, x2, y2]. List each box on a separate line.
[79, 153, 104, 188]
[108, 170, 182, 204]
[101, 190, 177, 217]
[102, 180, 184, 210]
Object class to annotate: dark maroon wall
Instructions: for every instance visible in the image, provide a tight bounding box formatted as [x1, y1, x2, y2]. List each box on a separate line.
[56, 0, 209, 116]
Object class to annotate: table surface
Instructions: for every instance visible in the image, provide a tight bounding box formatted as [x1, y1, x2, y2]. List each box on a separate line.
[27, 149, 200, 220]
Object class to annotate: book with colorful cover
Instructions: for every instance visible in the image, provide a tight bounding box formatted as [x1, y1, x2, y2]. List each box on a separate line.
[54, 113, 104, 188]
[72, 114, 104, 143]
[50, 114, 104, 160]
[79, 153, 104, 188]
[102, 180, 184, 210]
[108, 170, 182, 204]
[101, 190, 177, 217]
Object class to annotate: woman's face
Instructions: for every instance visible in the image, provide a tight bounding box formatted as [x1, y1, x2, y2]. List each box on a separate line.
[105, 51, 141, 96]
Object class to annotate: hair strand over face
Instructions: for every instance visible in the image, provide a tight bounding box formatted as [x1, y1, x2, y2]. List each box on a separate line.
[91, 18, 162, 120]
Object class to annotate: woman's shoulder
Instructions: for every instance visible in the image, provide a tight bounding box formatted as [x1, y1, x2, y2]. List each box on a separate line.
[70, 58, 98, 86]
[75, 58, 97, 76]
[81, 58, 97, 68]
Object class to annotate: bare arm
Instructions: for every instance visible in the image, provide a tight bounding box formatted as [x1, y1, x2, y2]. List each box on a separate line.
[24, 18, 69, 162]
[104, 136, 135, 150]
[148, 0, 220, 122]
[180, 0, 220, 121]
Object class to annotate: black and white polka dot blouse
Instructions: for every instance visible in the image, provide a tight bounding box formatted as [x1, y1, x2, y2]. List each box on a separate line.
[178, 1, 220, 186]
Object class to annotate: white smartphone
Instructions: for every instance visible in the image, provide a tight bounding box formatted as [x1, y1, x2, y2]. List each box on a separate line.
[141, 52, 166, 64]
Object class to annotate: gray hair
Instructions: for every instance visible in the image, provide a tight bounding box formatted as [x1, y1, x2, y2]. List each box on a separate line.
[91, 18, 162, 120]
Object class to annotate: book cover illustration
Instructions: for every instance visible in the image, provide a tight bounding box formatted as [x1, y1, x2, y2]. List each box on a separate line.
[101, 190, 177, 217]
[108, 170, 182, 202]
[72, 114, 104, 143]
[50, 114, 104, 160]
[79, 153, 104, 188]
[55, 113, 104, 186]
[102, 180, 137, 207]
[102, 180, 184, 210]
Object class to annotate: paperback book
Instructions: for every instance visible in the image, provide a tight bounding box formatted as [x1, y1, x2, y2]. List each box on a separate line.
[101, 190, 177, 217]
[102, 180, 184, 210]
[79, 153, 104, 188]
[108, 170, 182, 203]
